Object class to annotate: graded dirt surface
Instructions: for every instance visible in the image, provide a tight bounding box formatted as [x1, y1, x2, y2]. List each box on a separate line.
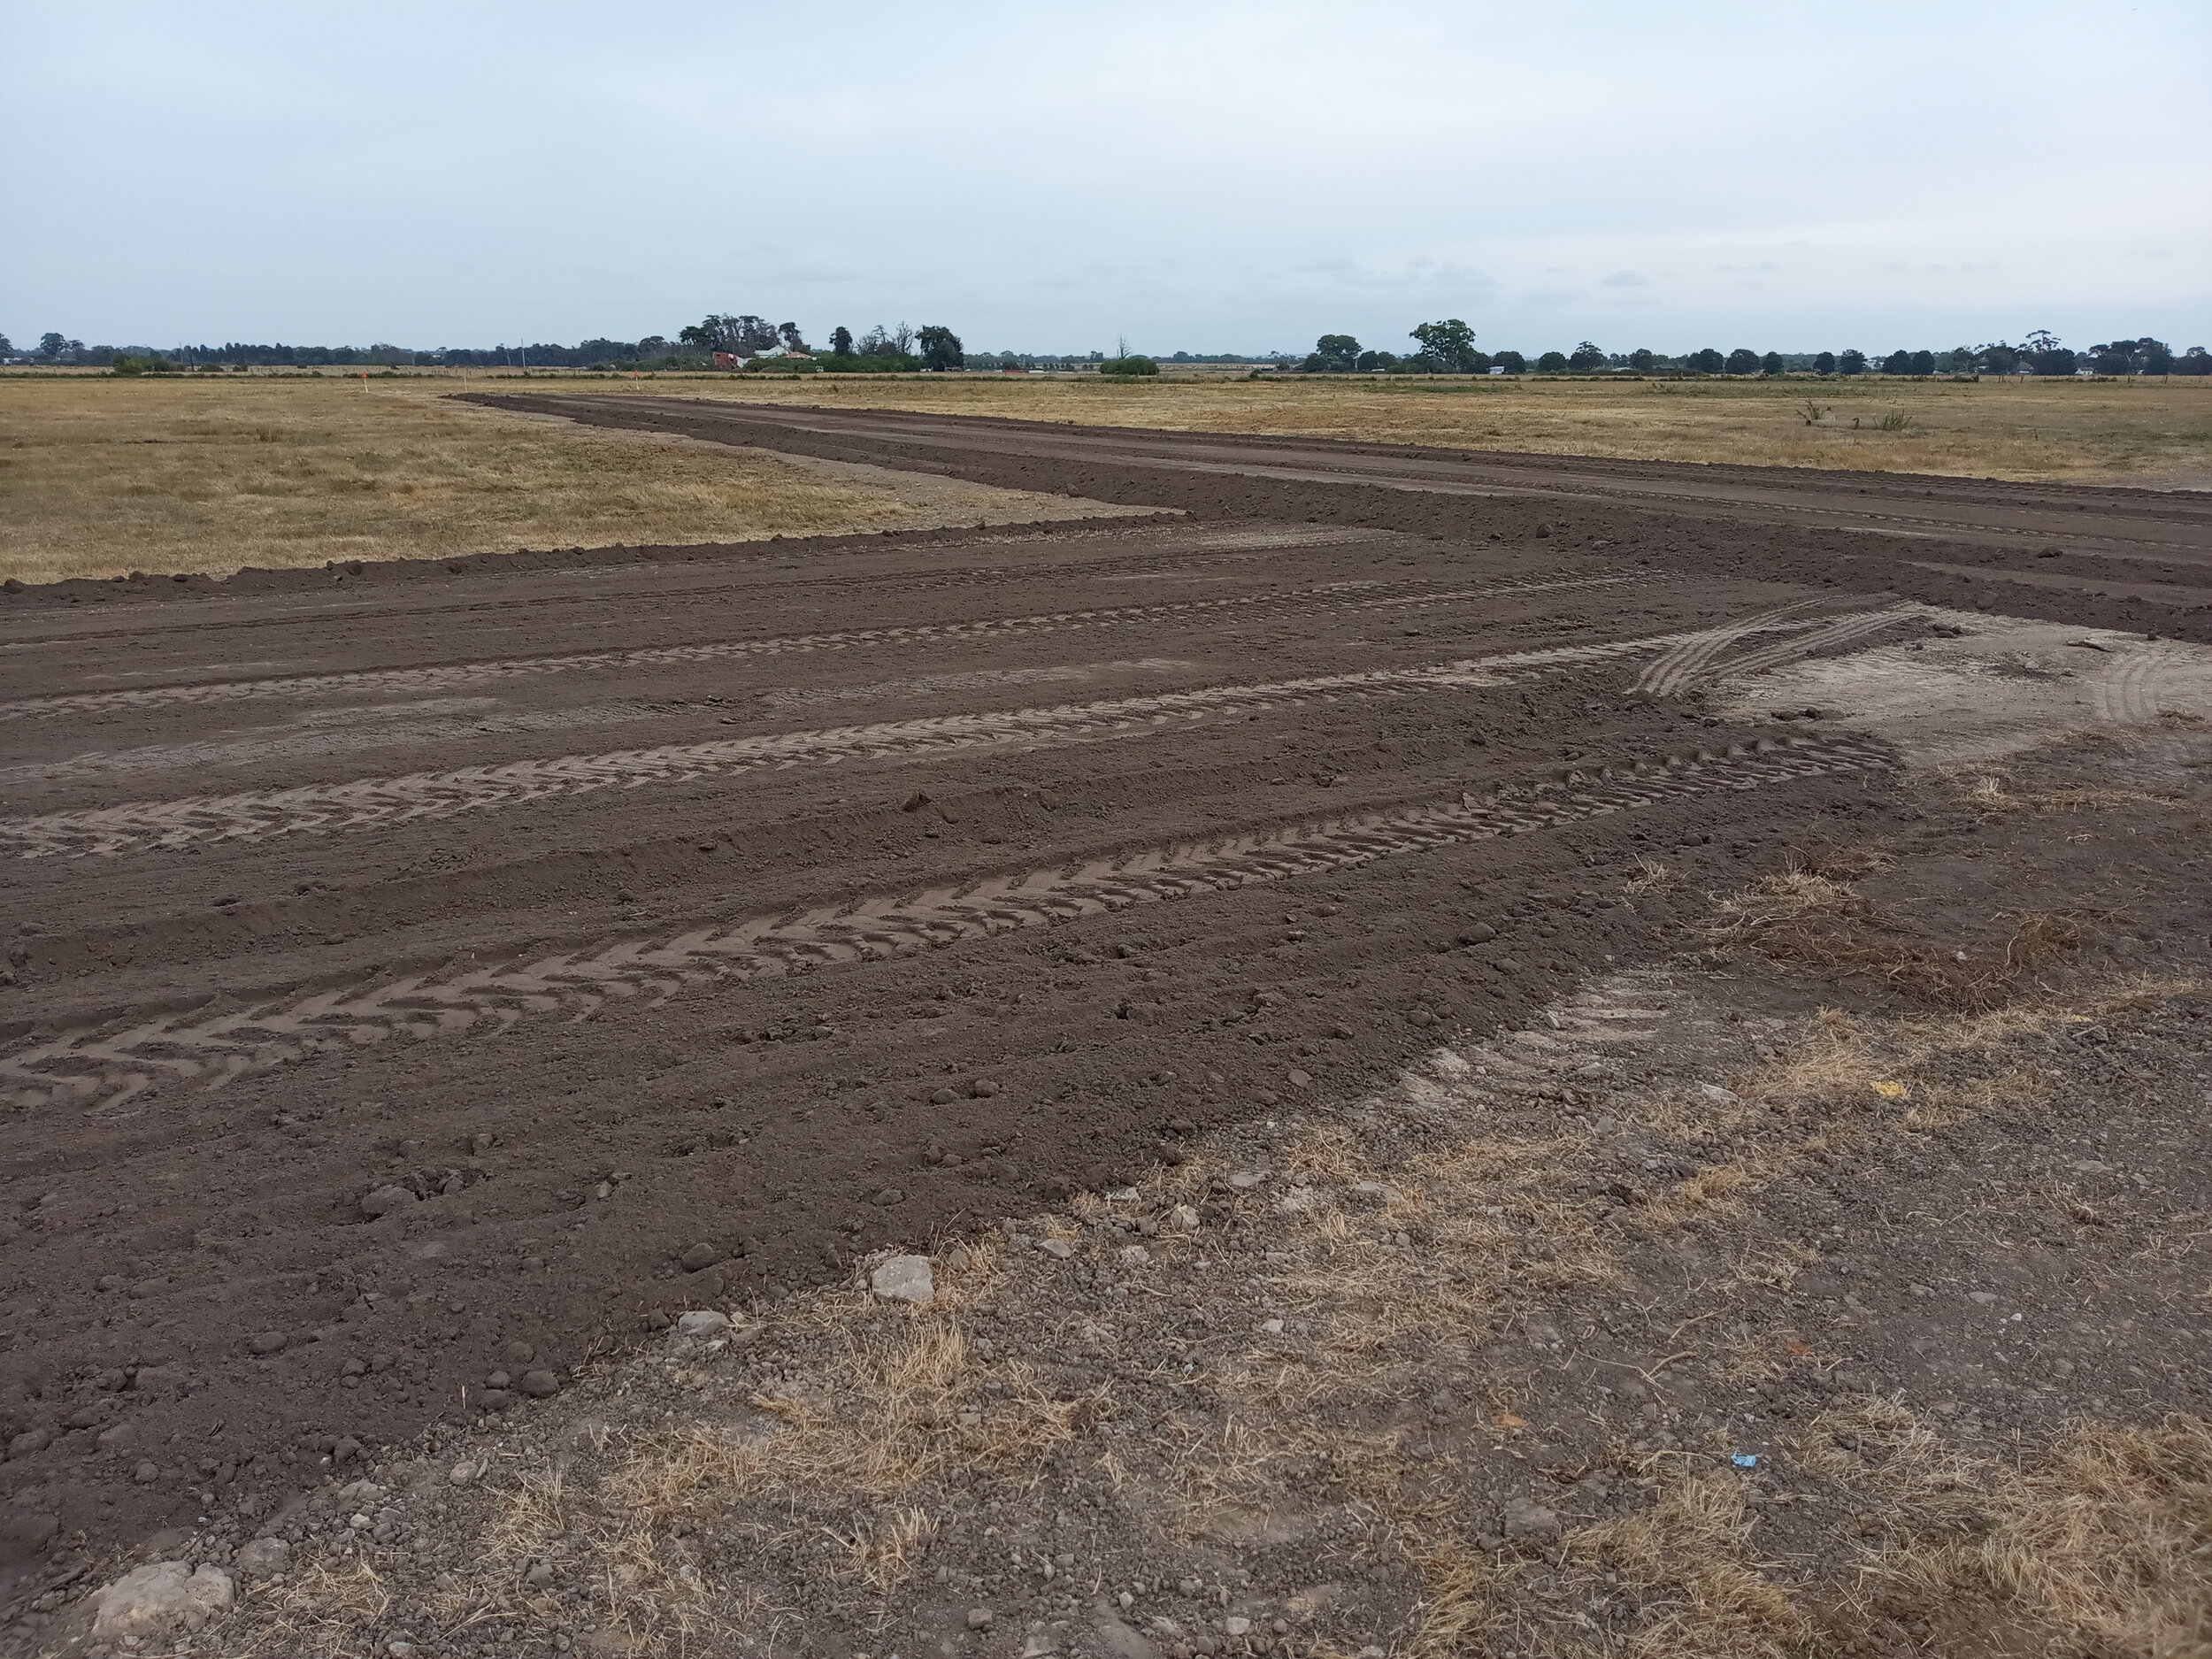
[4, 406, 2212, 1657]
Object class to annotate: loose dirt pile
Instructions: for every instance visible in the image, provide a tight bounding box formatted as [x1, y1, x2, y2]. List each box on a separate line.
[4, 406, 2208, 1656]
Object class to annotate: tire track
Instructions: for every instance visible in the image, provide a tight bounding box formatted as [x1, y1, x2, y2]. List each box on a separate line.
[1697, 605, 1921, 686]
[0, 733, 1893, 1115]
[1628, 600, 1828, 697]
[0, 620, 1726, 861]
[0, 572, 1635, 723]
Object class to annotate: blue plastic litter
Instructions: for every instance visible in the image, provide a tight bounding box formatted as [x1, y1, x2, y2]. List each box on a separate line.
[1732, 1453, 1760, 1469]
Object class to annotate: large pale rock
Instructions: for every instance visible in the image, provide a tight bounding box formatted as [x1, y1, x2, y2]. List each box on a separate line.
[89, 1561, 234, 1639]
[869, 1255, 935, 1305]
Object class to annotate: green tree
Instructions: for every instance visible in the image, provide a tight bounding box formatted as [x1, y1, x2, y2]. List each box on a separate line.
[679, 313, 778, 356]
[918, 326, 964, 371]
[1409, 319, 1482, 373]
[1975, 342, 2021, 373]
[1304, 334, 1361, 373]
[1099, 355, 1159, 376]
[0, 334, 11, 357]
[1355, 349, 1398, 371]
[2024, 330, 2076, 376]
[38, 331, 68, 359]
[777, 322, 808, 352]
[1627, 348, 1656, 370]
[830, 326, 854, 357]
[1838, 349, 1866, 376]
[1724, 348, 1760, 374]
[1761, 351, 1784, 375]
[1567, 340, 1607, 370]
[1535, 350, 1569, 372]
[1493, 350, 1526, 374]
[1688, 348, 1724, 373]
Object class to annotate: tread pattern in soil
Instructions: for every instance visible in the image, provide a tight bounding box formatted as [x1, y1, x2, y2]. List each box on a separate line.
[0, 732, 1893, 1115]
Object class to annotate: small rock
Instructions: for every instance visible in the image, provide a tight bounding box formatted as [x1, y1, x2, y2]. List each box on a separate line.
[388, 1643, 419, 1658]
[870, 1255, 935, 1305]
[518, 1369, 560, 1398]
[674, 1310, 731, 1339]
[971, 1079, 1001, 1098]
[1224, 1617, 1252, 1637]
[1459, 922, 1498, 944]
[1286, 1068, 1313, 1087]
[677, 1242, 723, 1273]
[358, 1184, 417, 1219]
[1118, 1245, 1151, 1266]
[1694, 1082, 1741, 1105]
[1968, 1291, 1999, 1306]
[88, 1562, 234, 1640]
[1407, 1007, 1437, 1028]
[10, 1427, 53, 1456]
[901, 791, 932, 812]
[1502, 1495, 1561, 1540]
[1166, 1205, 1201, 1231]
[968, 1606, 995, 1629]
[1261, 1318, 1285, 1335]
[247, 1331, 288, 1356]
[448, 1462, 477, 1486]
[1037, 1237, 1075, 1259]
[233, 1537, 290, 1579]
[133, 1460, 159, 1484]
[476, 1388, 514, 1411]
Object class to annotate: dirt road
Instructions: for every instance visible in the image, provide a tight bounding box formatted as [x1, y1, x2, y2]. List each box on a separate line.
[2, 400, 2207, 1626]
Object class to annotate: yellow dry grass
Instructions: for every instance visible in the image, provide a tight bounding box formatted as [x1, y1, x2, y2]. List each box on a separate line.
[0, 375, 1112, 585]
[603, 369, 2212, 487]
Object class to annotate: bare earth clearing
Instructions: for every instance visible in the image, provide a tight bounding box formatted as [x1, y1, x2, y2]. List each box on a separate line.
[3, 399, 2210, 1658]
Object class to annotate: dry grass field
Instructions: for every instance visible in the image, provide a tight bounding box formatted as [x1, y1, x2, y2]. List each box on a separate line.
[0, 375, 1133, 586]
[3, 370, 2207, 586]
[641, 370, 2212, 488]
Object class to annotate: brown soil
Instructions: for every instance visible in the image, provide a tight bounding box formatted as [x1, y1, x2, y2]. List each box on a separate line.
[4, 403, 2208, 1656]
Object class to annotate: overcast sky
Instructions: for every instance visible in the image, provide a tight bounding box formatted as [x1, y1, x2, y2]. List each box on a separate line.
[6, 1, 2208, 357]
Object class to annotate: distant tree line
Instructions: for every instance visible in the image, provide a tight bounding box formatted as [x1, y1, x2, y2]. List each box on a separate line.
[1294, 324, 2209, 377]
[6, 320, 2208, 378]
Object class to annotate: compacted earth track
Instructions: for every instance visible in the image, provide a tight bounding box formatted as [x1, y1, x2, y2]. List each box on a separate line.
[2, 402, 2207, 1623]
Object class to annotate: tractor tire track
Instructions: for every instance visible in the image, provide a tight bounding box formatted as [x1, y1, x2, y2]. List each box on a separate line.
[0, 572, 1635, 723]
[0, 732, 1893, 1115]
[0, 620, 1733, 861]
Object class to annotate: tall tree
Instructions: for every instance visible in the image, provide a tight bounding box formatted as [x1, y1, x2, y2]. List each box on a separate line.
[829, 326, 854, 357]
[1304, 334, 1361, 373]
[917, 326, 964, 371]
[2023, 329, 2077, 376]
[1761, 351, 1784, 375]
[1409, 319, 1482, 373]
[678, 314, 779, 356]
[777, 322, 807, 351]
[1838, 349, 1866, 376]
[1493, 350, 1527, 374]
[1724, 348, 1761, 374]
[38, 332, 68, 359]
[1628, 348, 1656, 370]
[1689, 348, 1724, 373]
[1813, 351, 1837, 375]
[1568, 340, 1607, 370]
[1976, 342, 2021, 373]
[1536, 350, 1569, 372]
